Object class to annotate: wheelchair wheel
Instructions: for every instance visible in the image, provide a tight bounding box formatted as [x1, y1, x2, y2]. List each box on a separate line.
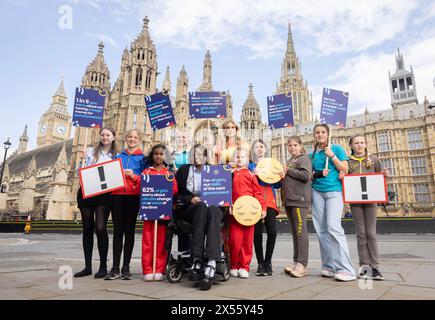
[167, 264, 183, 283]
[221, 269, 230, 282]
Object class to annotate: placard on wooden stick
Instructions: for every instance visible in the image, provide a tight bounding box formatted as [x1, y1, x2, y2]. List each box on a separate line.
[342, 173, 387, 204]
[79, 159, 126, 199]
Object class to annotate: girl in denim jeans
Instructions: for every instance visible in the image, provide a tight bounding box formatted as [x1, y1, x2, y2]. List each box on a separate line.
[310, 124, 356, 282]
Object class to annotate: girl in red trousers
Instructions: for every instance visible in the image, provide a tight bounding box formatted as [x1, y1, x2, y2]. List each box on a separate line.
[229, 148, 266, 279]
[141, 144, 178, 282]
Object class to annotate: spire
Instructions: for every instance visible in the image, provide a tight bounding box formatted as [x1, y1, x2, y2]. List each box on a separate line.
[50, 77, 69, 114]
[396, 47, 404, 71]
[197, 50, 213, 91]
[18, 124, 29, 154]
[286, 21, 295, 54]
[21, 125, 28, 140]
[82, 42, 110, 91]
[241, 83, 262, 124]
[132, 16, 154, 50]
[54, 76, 66, 98]
[162, 66, 171, 92]
[248, 83, 254, 96]
[143, 16, 150, 31]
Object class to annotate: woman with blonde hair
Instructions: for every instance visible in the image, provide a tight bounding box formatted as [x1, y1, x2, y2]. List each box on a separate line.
[105, 129, 146, 280]
[213, 119, 249, 165]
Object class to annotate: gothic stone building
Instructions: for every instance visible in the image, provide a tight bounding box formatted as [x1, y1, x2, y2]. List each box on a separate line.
[0, 19, 433, 219]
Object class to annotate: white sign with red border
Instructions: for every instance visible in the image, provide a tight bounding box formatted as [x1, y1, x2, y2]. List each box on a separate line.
[342, 173, 387, 204]
[79, 159, 126, 199]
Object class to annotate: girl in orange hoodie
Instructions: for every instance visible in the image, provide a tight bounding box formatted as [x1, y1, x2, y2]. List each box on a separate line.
[141, 144, 178, 282]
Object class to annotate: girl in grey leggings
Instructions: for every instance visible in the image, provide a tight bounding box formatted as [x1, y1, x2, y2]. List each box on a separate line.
[346, 135, 385, 281]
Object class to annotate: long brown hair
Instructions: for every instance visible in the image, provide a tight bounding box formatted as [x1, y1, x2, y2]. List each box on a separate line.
[311, 124, 330, 159]
[93, 126, 119, 162]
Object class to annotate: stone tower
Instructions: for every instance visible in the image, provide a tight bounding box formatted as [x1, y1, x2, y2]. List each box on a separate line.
[68, 42, 111, 198]
[187, 51, 234, 149]
[277, 22, 313, 125]
[36, 77, 72, 148]
[106, 16, 158, 150]
[17, 125, 28, 155]
[197, 50, 213, 92]
[174, 65, 189, 129]
[240, 83, 264, 144]
[389, 49, 418, 118]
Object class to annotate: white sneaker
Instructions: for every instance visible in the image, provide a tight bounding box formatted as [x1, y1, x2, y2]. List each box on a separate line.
[229, 269, 238, 277]
[238, 269, 249, 278]
[321, 269, 335, 278]
[154, 273, 164, 281]
[335, 272, 357, 282]
[144, 274, 154, 282]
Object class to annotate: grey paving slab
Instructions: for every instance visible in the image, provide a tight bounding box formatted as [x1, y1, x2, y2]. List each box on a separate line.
[380, 286, 435, 300]
[1, 233, 435, 300]
[399, 263, 435, 289]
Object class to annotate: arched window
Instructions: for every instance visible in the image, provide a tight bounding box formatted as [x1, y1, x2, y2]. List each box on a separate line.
[135, 68, 143, 86]
[145, 70, 152, 89]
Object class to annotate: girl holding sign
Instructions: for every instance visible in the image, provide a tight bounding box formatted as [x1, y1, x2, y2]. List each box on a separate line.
[249, 139, 282, 276]
[105, 129, 146, 281]
[75, 127, 119, 279]
[229, 147, 266, 279]
[310, 124, 356, 282]
[141, 144, 178, 282]
[282, 136, 312, 278]
[343, 135, 384, 281]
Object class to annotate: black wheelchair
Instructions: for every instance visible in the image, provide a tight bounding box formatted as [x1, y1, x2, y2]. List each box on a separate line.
[165, 218, 230, 286]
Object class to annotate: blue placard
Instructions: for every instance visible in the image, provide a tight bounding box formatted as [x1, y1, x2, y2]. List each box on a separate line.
[139, 174, 174, 221]
[267, 93, 294, 129]
[201, 165, 232, 207]
[145, 91, 176, 131]
[72, 87, 106, 128]
[189, 91, 227, 119]
[320, 88, 349, 128]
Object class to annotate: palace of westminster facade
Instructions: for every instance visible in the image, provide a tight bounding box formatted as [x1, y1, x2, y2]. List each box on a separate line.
[0, 17, 434, 219]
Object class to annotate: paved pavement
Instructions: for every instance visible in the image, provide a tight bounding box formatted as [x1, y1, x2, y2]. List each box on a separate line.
[1, 233, 435, 300]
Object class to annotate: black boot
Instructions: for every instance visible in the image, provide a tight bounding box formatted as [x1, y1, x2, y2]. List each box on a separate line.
[74, 267, 92, 278]
[94, 262, 107, 279]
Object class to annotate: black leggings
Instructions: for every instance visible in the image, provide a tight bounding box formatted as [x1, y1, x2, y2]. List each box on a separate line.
[79, 205, 110, 269]
[254, 208, 277, 265]
[110, 195, 140, 269]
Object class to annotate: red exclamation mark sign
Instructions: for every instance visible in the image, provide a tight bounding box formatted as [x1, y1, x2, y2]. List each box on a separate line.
[360, 177, 368, 200]
[98, 166, 107, 190]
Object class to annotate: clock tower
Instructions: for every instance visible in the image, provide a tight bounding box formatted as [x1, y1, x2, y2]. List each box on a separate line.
[37, 77, 72, 148]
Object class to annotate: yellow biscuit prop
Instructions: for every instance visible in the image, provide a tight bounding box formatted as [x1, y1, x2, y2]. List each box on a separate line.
[233, 196, 262, 226]
[256, 158, 283, 184]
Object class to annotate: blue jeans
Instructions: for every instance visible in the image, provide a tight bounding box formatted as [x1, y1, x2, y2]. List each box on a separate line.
[312, 189, 355, 276]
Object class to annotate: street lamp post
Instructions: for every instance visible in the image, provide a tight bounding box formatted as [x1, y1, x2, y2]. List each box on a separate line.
[0, 138, 12, 193]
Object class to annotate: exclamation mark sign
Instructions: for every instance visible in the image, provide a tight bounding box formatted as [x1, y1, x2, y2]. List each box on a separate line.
[98, 166, 107, 190]
[360, 177, 368, 200]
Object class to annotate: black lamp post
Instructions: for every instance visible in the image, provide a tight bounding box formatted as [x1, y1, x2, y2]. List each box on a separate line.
[0, 138, 12, 193]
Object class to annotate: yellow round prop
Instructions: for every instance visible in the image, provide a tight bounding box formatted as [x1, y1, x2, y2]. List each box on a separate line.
[256, 158, 283, 184]
[233, 196, 262, 226]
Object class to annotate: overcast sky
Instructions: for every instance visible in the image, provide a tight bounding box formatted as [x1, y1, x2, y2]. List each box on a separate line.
[1, 0, 435, 159]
